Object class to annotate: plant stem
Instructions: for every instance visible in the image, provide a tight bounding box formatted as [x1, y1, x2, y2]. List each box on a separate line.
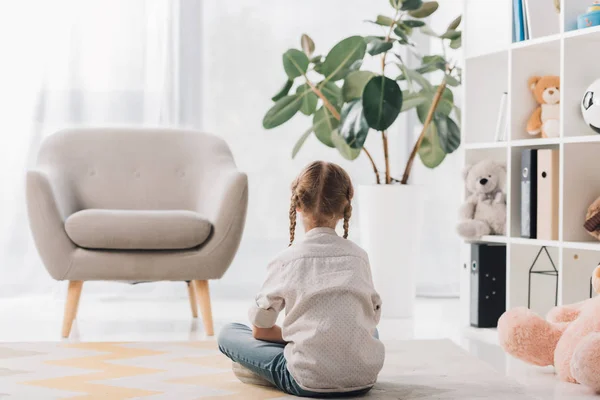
[362, 147, 381, 184]
[378, 9, 399, 185]
[400, 79, 447, 185]
[304, 77, 340, 120]
[304, 74, 381, 183]
[382, 131, 391, 184]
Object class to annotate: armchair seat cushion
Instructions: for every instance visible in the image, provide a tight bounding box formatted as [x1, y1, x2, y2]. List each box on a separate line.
[65, 209, 212, 250]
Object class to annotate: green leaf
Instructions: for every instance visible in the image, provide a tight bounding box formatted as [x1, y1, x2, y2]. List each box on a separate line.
[282, 49, 309, 79]
[292, 126, 313, 159]
[447, 15, 462, 30]
[445, 74, 460, 87]
[404, 20, 425, 27]
[401, 0, 423, 11]
[339, 99, 370, 149]
[366, 38, 393, 56]
[319, 81, 343, 107]
[400, 91, 427, 111]
[420, 25, 439, 37]
[397, 66, 433, 92]
[376, 15, 395, 26]
[362, 75, 403, 131]
[263, 94, 302, 129]
[418, 123, 446, 168]
[450, 36, 462, 49]
[313, 106, 339, 147]
[393, 27, 409, 42]
[310, 55, 322, 63]
[416, 87, 454, 124]
[331, 129, 361, 160]
[296, 84, 318, 115]
[349, 59, 363, 72]
[271, 80, 293, 102]
[319, 36, 367, 82]
[415, 55, 446, 74]
[342, 71, 376, 102]
[301, 34, 315, 57]
[389, 0, 403, 9]
[409, 1, 439, 18]
[440, 29, 461, 40]
[434, 115, 461, 153]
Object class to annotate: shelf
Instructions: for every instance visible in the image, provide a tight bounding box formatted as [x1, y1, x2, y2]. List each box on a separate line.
[464, 142, 507, 150]
[464, 48, 509, 62]
[564, 25, 600, 41]
[511, 33, 561, 50]
[563, 135, 600, 144]
[510, 138, 561, 147]
[466, 235, 508, 244]
[563, 241, 600, 251]
[510, 238, 559, 247]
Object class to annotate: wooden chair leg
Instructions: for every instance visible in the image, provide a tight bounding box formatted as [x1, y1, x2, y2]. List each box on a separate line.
[193, 280, 214, 336]
[187, 282, 198, 318]
[62, 281, 83, 338]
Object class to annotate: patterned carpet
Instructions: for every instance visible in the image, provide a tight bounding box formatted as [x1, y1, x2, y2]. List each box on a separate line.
[0, 340, 536, 399]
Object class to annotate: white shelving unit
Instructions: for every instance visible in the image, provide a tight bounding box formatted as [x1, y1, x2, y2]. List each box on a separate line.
[461, 0, 600, 325]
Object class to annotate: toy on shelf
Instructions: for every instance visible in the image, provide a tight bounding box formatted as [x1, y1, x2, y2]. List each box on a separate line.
[526, 76, 560, 138]
[498, 265, 600, 392]
[581, 79, 600, 134]
[457, 160, 507, 240]
[578, 1, 600, 29]
[584, 195, 600, 239]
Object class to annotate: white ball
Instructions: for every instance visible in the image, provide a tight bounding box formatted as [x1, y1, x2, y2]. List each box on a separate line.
[582, 79, 600, 134]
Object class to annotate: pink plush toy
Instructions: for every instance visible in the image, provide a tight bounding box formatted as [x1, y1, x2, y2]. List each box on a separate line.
[498, 265, 600, 392]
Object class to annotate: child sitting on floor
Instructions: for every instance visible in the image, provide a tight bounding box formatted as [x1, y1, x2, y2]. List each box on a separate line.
[218, 161, 384, 398]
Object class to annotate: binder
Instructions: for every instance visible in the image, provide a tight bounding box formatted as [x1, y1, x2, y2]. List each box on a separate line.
[537, 149, 559, 240]
[513, 0, 525, 42]
[521, 149, 537, 238]
[470, 244, 506, 328]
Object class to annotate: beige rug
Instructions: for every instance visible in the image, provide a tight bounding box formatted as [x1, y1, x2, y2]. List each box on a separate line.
[0, 340, 535, 399]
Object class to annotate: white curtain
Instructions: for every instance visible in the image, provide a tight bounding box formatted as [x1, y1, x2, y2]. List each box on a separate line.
[0, 0, 202, 297]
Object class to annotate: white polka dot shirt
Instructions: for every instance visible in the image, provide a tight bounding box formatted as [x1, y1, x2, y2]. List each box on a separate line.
[248, 227, 385, 393]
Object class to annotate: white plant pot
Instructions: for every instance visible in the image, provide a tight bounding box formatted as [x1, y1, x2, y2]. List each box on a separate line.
[358, 184, 424, 319]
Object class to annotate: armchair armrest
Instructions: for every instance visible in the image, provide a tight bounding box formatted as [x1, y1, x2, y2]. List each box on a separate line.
[26, 169, 77, 280]
[196, 168, 248, 277]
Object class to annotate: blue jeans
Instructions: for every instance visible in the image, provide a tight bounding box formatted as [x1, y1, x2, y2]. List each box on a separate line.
[217, 323, 374, 398]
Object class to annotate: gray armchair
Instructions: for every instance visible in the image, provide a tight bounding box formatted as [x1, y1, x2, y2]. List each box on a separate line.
[26, 128, 248, 337]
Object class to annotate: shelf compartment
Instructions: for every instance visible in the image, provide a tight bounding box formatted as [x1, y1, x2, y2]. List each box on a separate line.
[510, 39, 560, 141]
[562, 248, 599, 304]
[564, 0, 595, 33]
[563, 142, 600, 242]
[464, 51, 509, 145]
[509, 244, 559, 316]
[563, 28, 600, 138]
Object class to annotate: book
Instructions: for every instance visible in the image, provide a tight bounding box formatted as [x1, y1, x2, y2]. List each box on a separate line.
[536, 149, 559, 240]
[521, 149, 537, 238]
[524, 0, 560, 39]
[522, 0, 529, 40]
[513, 0, 525, 42]
[494, 92, 508, 142]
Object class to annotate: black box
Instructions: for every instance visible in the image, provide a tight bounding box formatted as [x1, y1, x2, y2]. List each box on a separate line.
[521, 149, 537, 238]
[470, 244, 507, 328]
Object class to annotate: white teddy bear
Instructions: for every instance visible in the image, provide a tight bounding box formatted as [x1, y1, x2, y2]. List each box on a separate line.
[456, 160, 507, 240]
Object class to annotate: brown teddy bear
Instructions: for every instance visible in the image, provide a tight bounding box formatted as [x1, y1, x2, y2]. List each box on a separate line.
[527, 75, 560, 138]
[584, 196, 600, 240]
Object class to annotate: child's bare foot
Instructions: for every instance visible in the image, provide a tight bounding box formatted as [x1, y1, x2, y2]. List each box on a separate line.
[232, 362, 275, 387]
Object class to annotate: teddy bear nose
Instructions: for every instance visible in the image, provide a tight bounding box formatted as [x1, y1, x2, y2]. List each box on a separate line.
[479, 178, 488, 185]
[549, 89, 555, 95]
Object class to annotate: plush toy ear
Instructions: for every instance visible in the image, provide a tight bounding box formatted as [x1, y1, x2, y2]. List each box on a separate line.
[528, 76, 541, 91]
[495, 162, 508, 192]
[462, 164, 472, 181]
[593, 265, 600, 294]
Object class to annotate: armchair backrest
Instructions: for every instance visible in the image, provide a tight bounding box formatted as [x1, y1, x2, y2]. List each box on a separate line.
[36, 128, 236, 211]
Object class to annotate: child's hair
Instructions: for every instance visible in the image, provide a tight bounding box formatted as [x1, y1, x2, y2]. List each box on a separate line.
[289, 161, 354, 245]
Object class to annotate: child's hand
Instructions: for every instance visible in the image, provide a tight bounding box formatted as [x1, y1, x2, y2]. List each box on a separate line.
[252, 324, 286, 344]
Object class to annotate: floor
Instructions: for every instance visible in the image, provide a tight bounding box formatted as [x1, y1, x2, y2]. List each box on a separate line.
[0, 296, 596, 399]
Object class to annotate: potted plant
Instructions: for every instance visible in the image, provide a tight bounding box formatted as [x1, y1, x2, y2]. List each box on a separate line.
[263, 0, 462, 318]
